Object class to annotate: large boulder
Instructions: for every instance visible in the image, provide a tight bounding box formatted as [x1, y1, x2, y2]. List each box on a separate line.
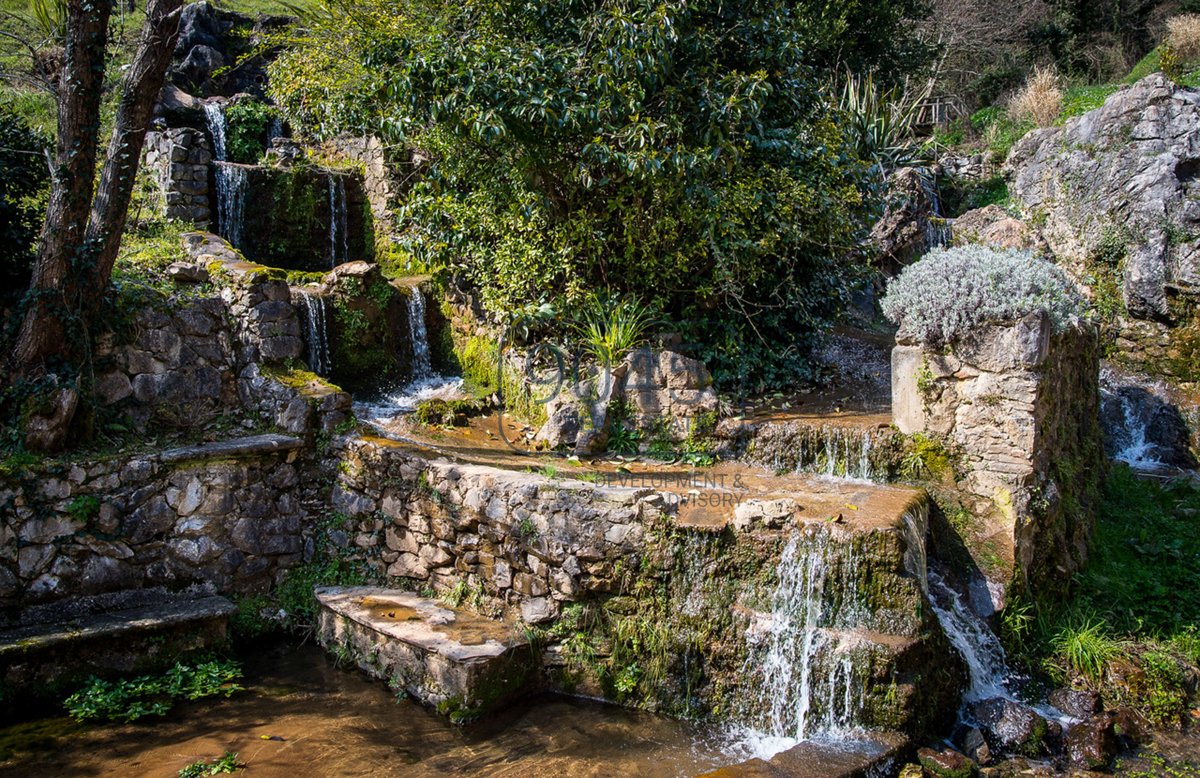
[952, 204, 1047, 253]
[970, 697, 1049, 756]
[1006, 74, 1200, 321]
[871, 166, 942, 270]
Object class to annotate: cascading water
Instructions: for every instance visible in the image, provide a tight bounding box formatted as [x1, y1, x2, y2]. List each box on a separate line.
[729, 530, 864, 760]
[297, 290, 333, 376]
[214, 163, 247, 247]
[926, 566, 1011, 704]
[407, 287, 433, 382]
[205, 101, 248, 248]
[203, 102, 227, 162]
[327, 174, 349, 267]
[355, 285, 465, 427]
[789, 427, 877, 482]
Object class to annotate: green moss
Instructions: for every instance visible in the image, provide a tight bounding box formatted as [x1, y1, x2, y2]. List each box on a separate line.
[413, 398, 484, 427]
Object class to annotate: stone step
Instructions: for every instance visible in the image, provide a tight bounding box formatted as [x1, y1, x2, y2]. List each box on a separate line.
[314, 586, 535, 721]
[0, 588, 235, 699]
[700, 732, 910, 778]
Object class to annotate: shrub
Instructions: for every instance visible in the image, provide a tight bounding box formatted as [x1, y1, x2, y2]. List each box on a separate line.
[0, 107, 50, 301]
[1008, 66, 1063, 127]
[881, 246, 1085, 345]
[1167, 15, 1200, 67]
[64, 659, 243, 722]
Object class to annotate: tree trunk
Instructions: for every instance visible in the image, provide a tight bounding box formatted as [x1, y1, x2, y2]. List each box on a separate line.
[85, 0, 183, 300]
[10, 0, 112, 371]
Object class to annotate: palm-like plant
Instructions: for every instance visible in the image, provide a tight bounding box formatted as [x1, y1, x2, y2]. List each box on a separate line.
[839, 71, 932, 171]
[572, 293, 659, 367]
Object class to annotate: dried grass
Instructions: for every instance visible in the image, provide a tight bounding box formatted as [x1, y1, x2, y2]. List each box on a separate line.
[1008, 66, 1062, 127]
[1167, 14, 1200, 66]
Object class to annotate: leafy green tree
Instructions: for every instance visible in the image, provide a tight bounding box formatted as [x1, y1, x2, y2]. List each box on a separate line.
[273, 0, 930, 391]
[0, 109, 50, 302]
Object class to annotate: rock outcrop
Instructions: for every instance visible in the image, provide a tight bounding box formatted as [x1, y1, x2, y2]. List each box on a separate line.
[1007, 74, 1200, 321]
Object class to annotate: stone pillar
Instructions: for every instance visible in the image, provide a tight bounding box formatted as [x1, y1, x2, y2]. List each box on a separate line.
[892, 312, 1103, 596]
[142, 128, 212, 228]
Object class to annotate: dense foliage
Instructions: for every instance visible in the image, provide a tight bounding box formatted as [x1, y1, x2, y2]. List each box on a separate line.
[881, 246, 1085, 344]
[270, 0, 941, 391]
[0, 108, 50, 303]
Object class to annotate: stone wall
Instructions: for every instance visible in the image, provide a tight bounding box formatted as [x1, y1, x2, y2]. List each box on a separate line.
[325, 136, 408, 236]
[892, 313, 1103, 594]
[90, 232, 351, 437]
[141, 128, 212, 228]
[326, 437, 962, 736]
[0, 435, 322, 607]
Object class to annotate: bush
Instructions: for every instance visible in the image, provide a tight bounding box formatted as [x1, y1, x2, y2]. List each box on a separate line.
[881, 246, 1085, 344]
[1167, 15, 1200, 67]
[1008, 66, 1063, 127]
[0, 107, 50, 302]
[271, 0, 890, 394]
[225, 100, 275, 165]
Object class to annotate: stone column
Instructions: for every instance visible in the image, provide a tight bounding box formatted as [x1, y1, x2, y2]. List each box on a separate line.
[892, 312, 1103, 596]
[142, 128, 212, 228]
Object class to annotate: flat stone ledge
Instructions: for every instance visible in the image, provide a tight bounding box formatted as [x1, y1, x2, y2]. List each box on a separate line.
[0, 595, 235, 656]
[157, 433, 305, 464]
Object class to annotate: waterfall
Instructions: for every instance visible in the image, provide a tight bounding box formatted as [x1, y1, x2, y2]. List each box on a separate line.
[214, 163, 247, 248]
[407, 287, 433, 382]
[926, 567, 1011, 704]
[732, 530, 864, 759]
[788, 427, 877, 482]
[1103, 387, 1165, 471]
[327, 174, 349, 267]
[297, 290, 332, 376]
[203, 102, 227, 162]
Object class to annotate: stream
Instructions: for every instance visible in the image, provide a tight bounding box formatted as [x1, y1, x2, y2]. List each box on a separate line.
[0, 641, 728, 778]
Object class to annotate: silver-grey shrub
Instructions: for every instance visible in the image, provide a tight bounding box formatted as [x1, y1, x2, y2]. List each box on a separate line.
[881, 246, 1085, 344]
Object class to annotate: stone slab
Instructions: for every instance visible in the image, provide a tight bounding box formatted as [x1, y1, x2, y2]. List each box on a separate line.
[157, 433, 304, 464]
[700, 733, 910, 778]
[0, 590, 235, 698]
[315, 586, 535, 720]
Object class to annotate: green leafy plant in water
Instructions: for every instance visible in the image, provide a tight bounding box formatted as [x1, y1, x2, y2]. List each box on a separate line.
[178, 751, 243, 777]
[64, 659, 244, 723]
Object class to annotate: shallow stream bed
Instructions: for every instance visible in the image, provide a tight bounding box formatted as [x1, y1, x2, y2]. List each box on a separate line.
[0, 641, 728, 777]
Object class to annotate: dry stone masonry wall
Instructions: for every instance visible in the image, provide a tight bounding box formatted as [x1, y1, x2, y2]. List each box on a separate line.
[892, 313, 1103, 594]
[141, 128, 212, 228]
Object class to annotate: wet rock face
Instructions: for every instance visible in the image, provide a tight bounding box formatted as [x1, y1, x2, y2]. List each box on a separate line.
[1007, 74, 1200, 321]
[871, 167, 942, 270]
[1099, 375, 1198, 471]
[1065, 713, 1119, 770]
[970, 698, 1048, 756]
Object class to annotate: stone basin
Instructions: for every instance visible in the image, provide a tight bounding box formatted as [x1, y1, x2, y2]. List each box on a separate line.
[314, 586, 536, 720]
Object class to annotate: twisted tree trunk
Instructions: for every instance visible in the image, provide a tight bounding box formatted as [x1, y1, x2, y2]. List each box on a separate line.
[10, 0, 112, 370]
[86, 0, 183, 298]
[10, 0, 183, 373]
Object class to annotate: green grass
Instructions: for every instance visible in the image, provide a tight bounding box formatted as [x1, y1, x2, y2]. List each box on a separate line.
[1014, 465, 1200, 723]
[1059, 84, 1123, 123]
[64, 659, 243, 723]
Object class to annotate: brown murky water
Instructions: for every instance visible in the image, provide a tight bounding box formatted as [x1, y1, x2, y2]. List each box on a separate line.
[0, 641, 729, 777]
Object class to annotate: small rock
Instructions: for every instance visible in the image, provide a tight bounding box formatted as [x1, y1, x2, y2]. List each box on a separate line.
[1048, 688, 1102, 719]
[165, 261, 210, 284]
[971, 697, 1049, 756]
[917, 746, 974, 778]
[960, 726, 992, 765]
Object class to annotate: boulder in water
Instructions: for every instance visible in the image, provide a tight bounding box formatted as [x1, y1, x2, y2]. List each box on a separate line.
[1065, 713, 1119, 770]
[970, 697, 1049, 756]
